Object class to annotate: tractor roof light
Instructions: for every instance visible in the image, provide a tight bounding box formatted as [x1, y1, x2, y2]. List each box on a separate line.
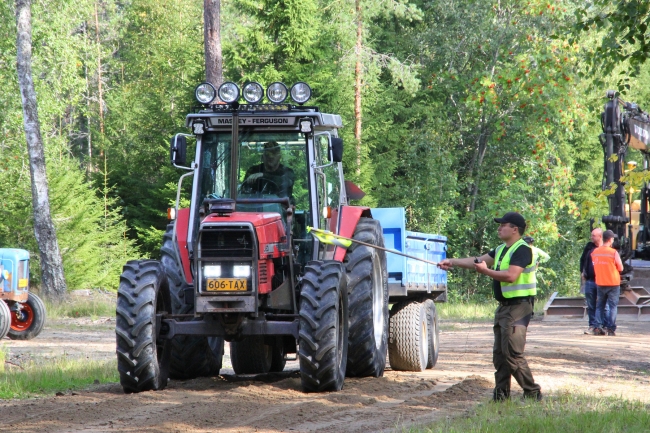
[242, 82, 264, 104]
[290, 82, 312, 105]
[218, 82, 240, 104]
[195, 82, 216, 105]
[267, 82, 288, 104]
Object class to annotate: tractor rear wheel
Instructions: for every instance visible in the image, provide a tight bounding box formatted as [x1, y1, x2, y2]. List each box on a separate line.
[116, 260, 171, 393]
[344, 218, 389, 377]
[388, 301, 428, 371]
[7, 293, 46, 340]
[299, 261, 348, 392]
[161, 223, 223, 380]
[230, 336, 273, 374]
[0, 300, 11, 340]
[424, 299, 440, 369]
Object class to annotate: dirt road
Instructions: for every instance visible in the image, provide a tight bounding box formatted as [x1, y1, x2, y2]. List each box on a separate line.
[1, 317, 649, 433]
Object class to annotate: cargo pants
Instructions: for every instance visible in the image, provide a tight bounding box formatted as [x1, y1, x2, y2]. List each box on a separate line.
[493, 301, 541, 398]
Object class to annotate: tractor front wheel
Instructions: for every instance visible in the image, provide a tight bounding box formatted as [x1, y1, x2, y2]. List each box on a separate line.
[0, 300, 11, 340]
[298, 261, 348, 392]
[116, 260, 172, 393]
[7, 293, 46, 340]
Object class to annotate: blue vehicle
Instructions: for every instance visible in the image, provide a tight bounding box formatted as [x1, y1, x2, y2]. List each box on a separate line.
[0, 248, 46, 340]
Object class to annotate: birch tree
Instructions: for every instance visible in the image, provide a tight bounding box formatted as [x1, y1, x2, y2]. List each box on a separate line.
[15, 0, 67, 299]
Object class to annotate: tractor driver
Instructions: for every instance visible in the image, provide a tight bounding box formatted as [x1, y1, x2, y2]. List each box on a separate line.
[242, 141, 295, 203]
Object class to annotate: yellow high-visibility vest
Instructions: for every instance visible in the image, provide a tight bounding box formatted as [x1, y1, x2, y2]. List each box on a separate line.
[493, 239, 536, 298]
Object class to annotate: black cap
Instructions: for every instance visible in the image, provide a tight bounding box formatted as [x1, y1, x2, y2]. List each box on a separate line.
[603, 230, 617, 242]
[494, 212, 526, 229]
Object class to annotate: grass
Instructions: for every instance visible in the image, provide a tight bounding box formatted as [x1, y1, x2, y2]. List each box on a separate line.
[436, 298, 549, 322]
[0, 350, 118, 399]
[406, 392, 650, 433]
[44, 292, 116, 320]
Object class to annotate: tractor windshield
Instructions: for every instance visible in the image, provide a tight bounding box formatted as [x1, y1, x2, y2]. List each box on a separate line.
[200, 131, 309, 210]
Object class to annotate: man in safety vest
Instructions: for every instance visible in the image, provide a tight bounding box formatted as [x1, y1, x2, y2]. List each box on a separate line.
[591, 230, 623, 336]
[438, 211, 542, 402]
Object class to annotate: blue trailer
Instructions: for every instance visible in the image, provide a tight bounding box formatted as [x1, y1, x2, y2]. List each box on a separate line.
[370, 208, 447, 371]
[0, 248, 46, 340]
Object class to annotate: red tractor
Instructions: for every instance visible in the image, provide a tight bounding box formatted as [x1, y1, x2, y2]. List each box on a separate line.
[115, 81, 446, 393]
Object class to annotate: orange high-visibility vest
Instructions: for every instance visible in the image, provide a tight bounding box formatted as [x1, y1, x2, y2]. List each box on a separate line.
[592, 246, 621, 286]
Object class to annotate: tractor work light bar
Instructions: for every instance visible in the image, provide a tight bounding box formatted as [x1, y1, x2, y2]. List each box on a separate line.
[196, 81, 312, 106]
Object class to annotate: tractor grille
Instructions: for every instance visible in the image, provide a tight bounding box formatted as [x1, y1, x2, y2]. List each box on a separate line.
[200, 226, 254, 258]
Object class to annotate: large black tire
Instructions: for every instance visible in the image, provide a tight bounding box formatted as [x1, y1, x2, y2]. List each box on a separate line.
[423, 299, 440, 369]
[388, 301, 428, 371]
[230, 336, 272, 374]
[160, 224, 224, 380]
[344, 218, 389, 377]
[0, 300, 11, 340]
[115, 260, 172, 393]
[7, 293, 46, 340]
[298, 261, 348, 392]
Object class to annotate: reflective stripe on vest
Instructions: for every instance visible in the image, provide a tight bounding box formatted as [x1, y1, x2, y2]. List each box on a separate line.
[493, 239, 537, 298]
[592, 246, 621, 286]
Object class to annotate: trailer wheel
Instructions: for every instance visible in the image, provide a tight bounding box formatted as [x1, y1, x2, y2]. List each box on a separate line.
[0, 300, 11, 340]
[388, 301, 428, 371]
[7, 293, 46, 340]
[161, 224, 223, 379]
[423, 299, 440, 369]
[299, 261, 348, 392]
[344, 218, 389, 377]
[231, 336, 273, 374]
[116, 260, 171, 393]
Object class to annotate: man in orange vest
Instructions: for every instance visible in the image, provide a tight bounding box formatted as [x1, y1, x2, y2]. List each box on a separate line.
[591, 230, 623, 336]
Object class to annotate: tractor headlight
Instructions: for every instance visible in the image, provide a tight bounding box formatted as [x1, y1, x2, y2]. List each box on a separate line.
[195, 82, 216, 105]
[242, 82, 264, 104]
[267, 82, 288, 104]
[203, 265, 222, 278]
[218, 82, 240, 104]
[290, 82, 311, 105]
[233, 265, 251, 278]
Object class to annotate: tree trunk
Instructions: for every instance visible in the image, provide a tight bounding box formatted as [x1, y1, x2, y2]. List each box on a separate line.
[15, 0, 67, 300]
[354, 0, 363, 176]
[204, 0, 223, 96]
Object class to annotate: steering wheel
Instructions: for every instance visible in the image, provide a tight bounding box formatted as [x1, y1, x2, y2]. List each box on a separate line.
[240, 175, 280, 195]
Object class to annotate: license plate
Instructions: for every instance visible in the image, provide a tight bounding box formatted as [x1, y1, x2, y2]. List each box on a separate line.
[206, 278, 248, 292]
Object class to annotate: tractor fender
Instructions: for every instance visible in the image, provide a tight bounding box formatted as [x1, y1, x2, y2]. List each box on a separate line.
[175, 208, 193, 284]
[333, 205, 372, 262]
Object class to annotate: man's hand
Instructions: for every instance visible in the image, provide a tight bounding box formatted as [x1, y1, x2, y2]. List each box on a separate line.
[474, 260, 488, 274]
[244, 172, 264, 184]
[438, 259, 453, 270]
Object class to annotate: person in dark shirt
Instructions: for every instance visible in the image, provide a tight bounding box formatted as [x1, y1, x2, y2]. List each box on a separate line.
[579, 228, 603, 334]
[438, 212, 542, 402]
[242, 141, 295, 202]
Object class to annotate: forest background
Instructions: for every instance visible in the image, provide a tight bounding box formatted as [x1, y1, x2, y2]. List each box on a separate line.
[1, 0, 648, 302]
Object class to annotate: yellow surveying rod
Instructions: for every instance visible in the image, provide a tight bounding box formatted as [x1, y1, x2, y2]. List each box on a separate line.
[307, 226, 441, 267]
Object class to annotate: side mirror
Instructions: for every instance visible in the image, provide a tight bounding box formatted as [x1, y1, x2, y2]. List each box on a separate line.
[170, 135, 187, 166]
[330, 137, 343, 162]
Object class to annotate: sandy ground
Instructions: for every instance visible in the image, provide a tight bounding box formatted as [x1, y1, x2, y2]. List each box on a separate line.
[1, 316, 649, 433]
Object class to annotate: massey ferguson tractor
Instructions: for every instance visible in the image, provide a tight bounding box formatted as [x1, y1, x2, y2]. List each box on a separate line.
[115, 81, 448, 393]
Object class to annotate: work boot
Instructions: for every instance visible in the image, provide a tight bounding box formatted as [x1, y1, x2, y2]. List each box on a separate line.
[592, 327, 606, 336]
[523, 391, 543, 401]
[607, 329, 616, 336]
[584, 326, 594, 335]
[492, 388, 510, 402]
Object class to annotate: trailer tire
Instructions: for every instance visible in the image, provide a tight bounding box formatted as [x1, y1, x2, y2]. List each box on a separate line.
[231, 336, 273, 374]
[7, 293, 46, 340]
[388, 301, 428, 371]
[423, 299, 440, 369]
[161, 224, 223, 380]
[0, 300, 11, 340]
[299, 261, 348, 392]
[344, 218, 389, 377]
[116, 260, 172, 393]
